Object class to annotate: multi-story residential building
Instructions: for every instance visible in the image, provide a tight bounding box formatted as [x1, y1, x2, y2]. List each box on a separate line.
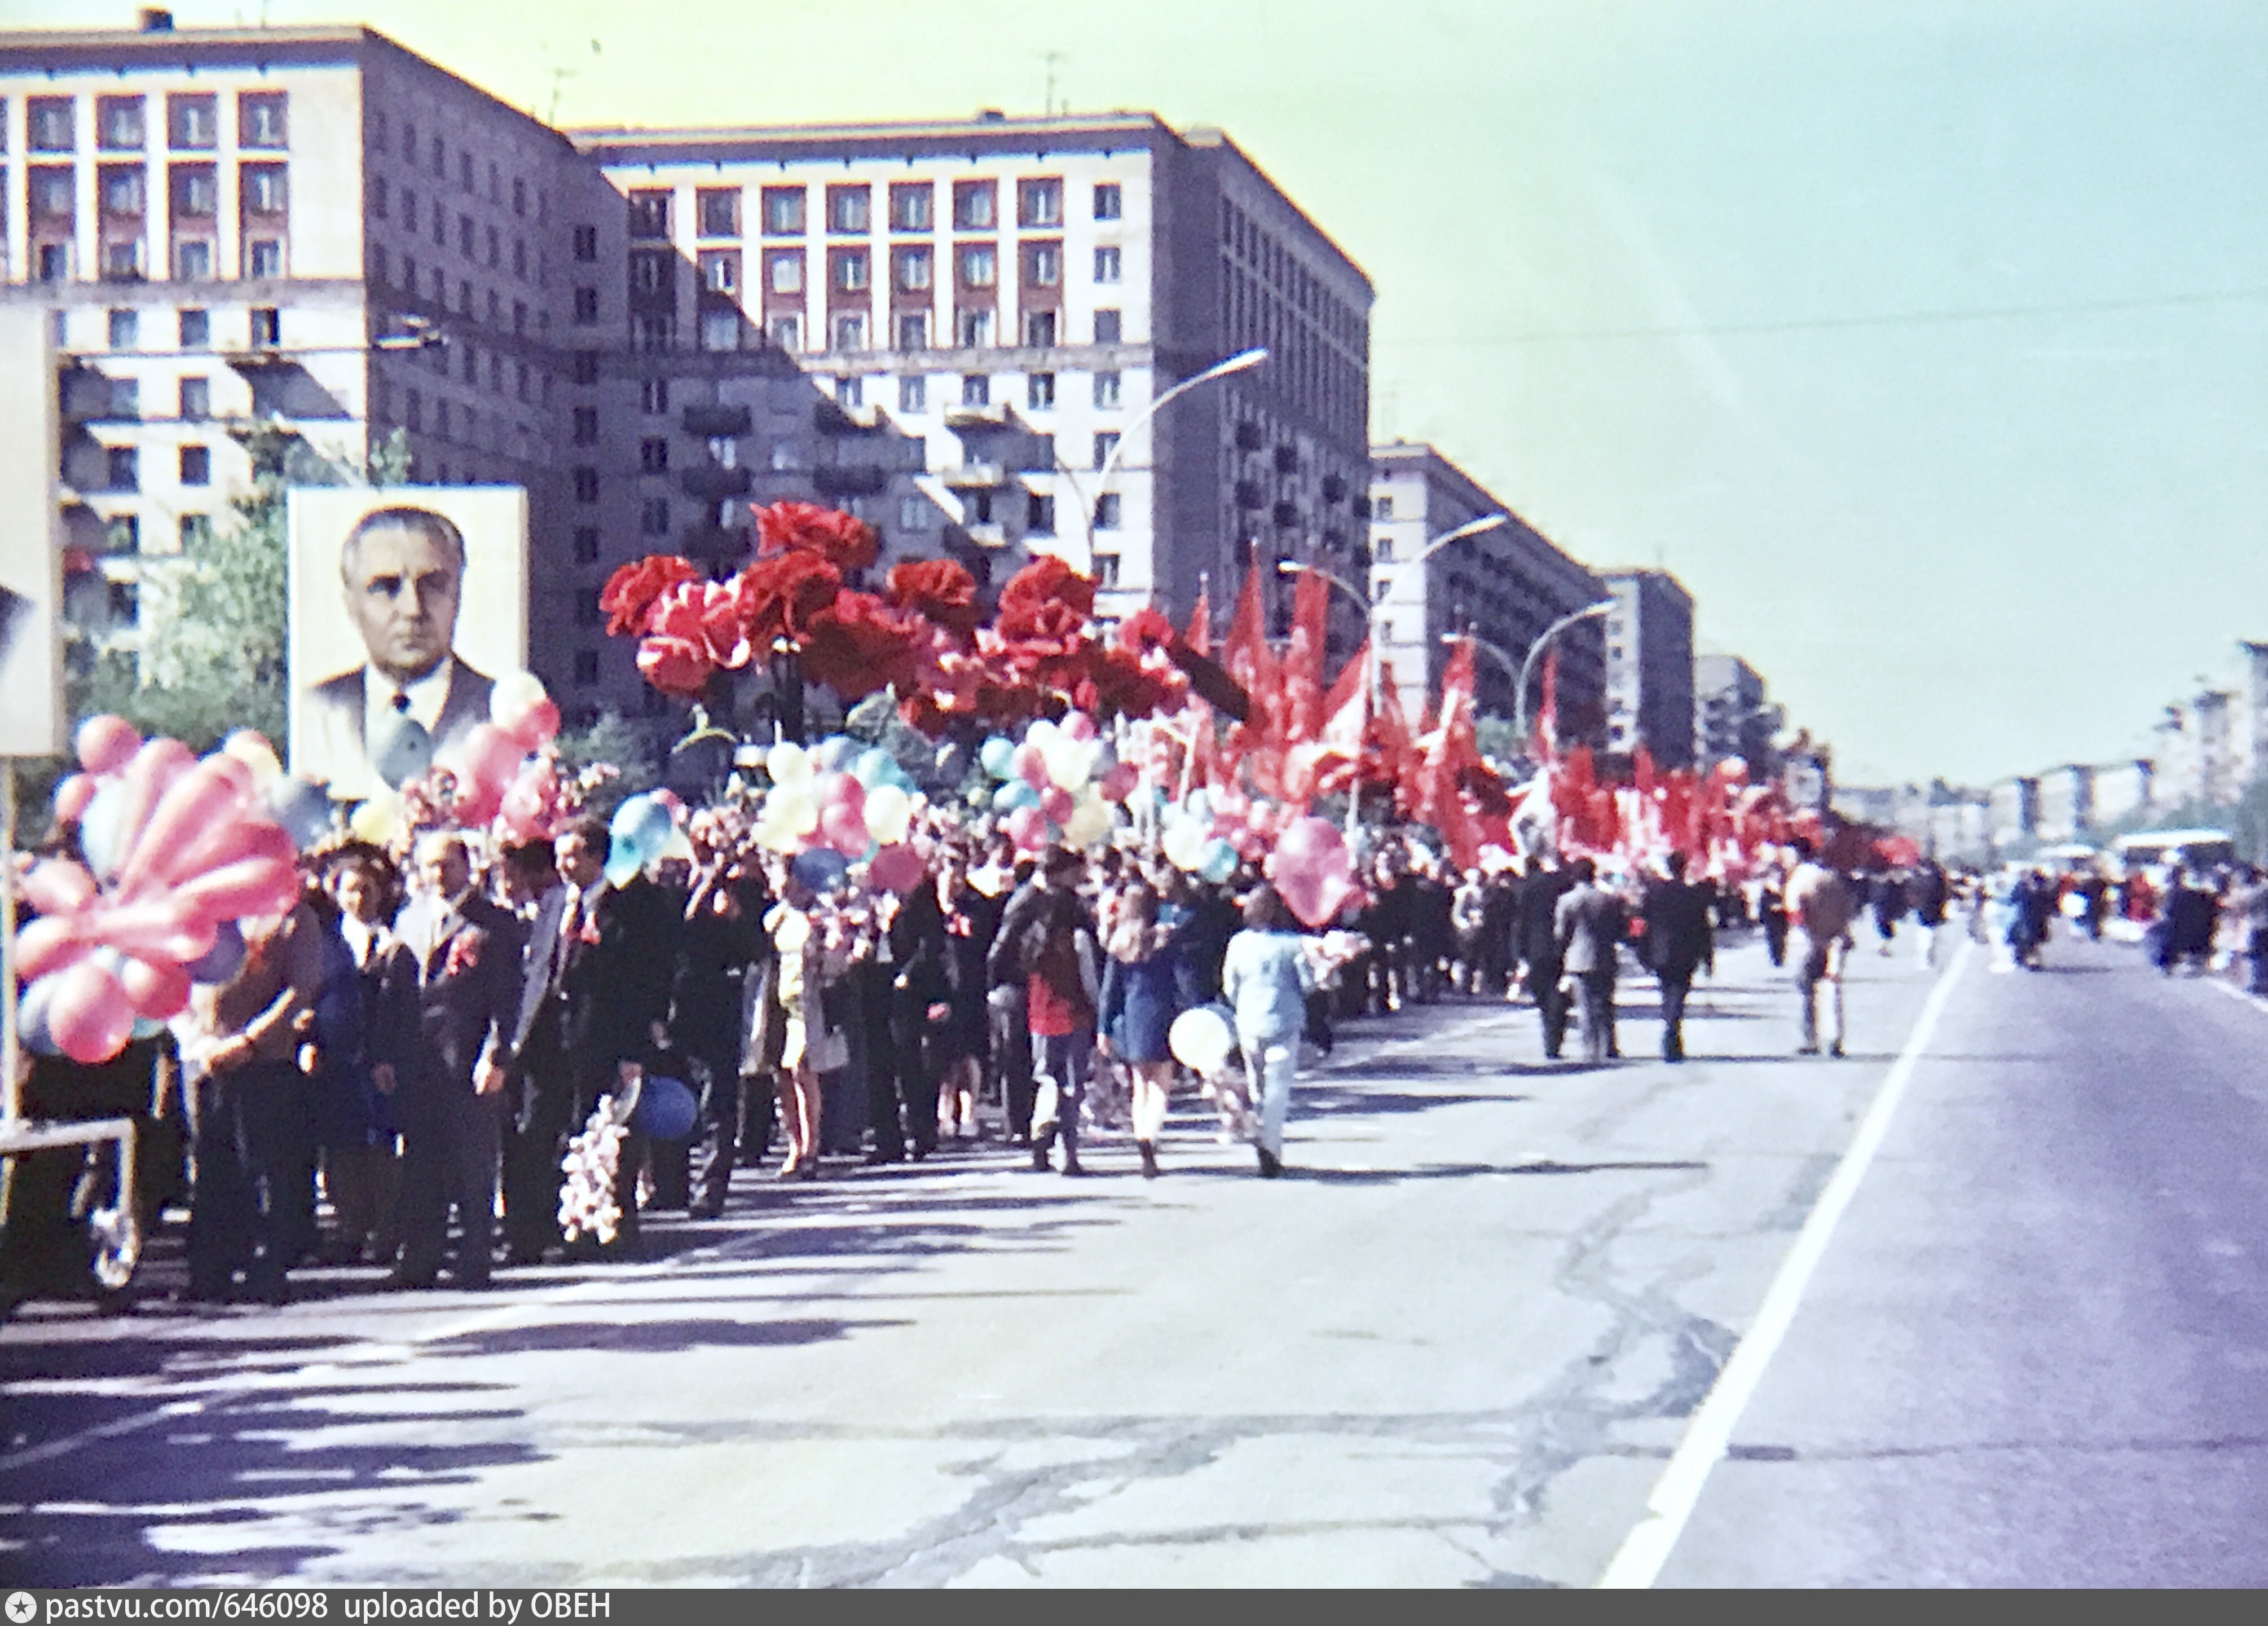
[1364, 440, 1604, 740]
[1693, 651, 1782, 777]
[566, 111, 1376, 659]
[1598, 567, 1695, 768]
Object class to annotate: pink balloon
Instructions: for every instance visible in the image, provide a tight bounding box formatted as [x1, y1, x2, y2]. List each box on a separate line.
[15, 916, 94, 981]
[173, 853, 300, 923]
[1098, 763, 1138, 803]
[75, 715, 143, 777]
[1040, 787, 1074, 825]
[821, 773, 865, 816]
[1006, 805, 1049, 852]
[105, 739, 200, 883]
[140, 805, 291, 898]
[119, 953, 192, 1022]
[114, 757, 255, 900]
[820, 801, 870, 856]
[54, 773, 98, 826]
[1269, 816, 1355, 928]
[869, 843, 926, 895]
[20, 858, 97, 918]
[1062, 712, 1098, 743]
[461, 723, 527, 794]
[46, 959, 137, 1066]
[499, 695, 561, 751]
[1012, 743, 1049, 789]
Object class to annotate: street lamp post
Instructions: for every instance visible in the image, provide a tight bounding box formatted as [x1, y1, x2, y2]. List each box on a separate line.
[1512, 600, 1615, 748]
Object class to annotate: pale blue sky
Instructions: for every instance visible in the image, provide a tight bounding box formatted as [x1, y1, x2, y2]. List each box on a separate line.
[16, 0, 2266, 786]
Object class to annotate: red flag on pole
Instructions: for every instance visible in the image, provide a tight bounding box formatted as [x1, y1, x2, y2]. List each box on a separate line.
[1281, 566, 1331, 744]
[1534, 647, 1558, 761]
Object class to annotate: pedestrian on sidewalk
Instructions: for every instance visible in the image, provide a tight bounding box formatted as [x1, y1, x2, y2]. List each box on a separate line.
[1641, 851, 1715, 1062]
[1554, 858, 1625, 1065]
[1220, 885, 1319, 1178]
[1908, 859, 1949, 968]
[1785, 838, 1856, 1056]
[1098, 880, 1186, 1178]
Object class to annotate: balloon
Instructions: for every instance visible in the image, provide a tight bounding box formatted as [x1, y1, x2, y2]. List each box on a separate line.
[864, 784, 913, 846]
[767, 741, 814, 787]
[113, 757, 254, 898]
[220, 730, 284, 789]
[852, 747, 896, 788]
[603, 840, 647, 888]
[501, 697, 560, 752]
[489, 669, 550, 734]
[1045, 739, 1096, 791]
[1012, 742, 1049, 789]
[20, 858, 98, 918]
[815, 735, 858, 773]
[348, 795, 403, 847]
[1040, 786, 1075, 825]
[1006, 805, 1049, 852]
[869, 842, 926, 895]
[790, 847, 850, 892]
[768, 783, 821, 838]
[1270, 815, 1357, 928]
[75, 715, 143, 777]
[611, 792, 677, 858]
[820, 801, 869, 856]
[19, 975, 59, 1056]
[184, 920, 246, 984]
[993, 781, 1040, 814]
[979, 736, 1016, 779]
[1025, 718, 1059, 754]
[15, 916, 94, 981]
[372, 716, 435, 790]
[629, 1075, 701, 1141]
[1064, 797, 1114, 849]
[53, 773, 98, 827]
[46, 958, 137, 1065]
[267, 778, 336, 852]
[104, 739, 197, 878]
[78, 783, 128, 879]
[1168, 1006, 1235, 1074]
[174, 853, 301, 924]
[1197, 837, 1239, 884]
[457, 723, 528, 796]
[118, 954, 192, 1023]
[1098, 763, 1139, 803]
[1163, 817, 1210, 873]
[1062, 711, 1097, 743]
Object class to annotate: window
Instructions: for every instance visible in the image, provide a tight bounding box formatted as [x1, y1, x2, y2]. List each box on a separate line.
[699, 250, 738, 294]
[179, 377, 210, 421]
[250, 307, 280, 347]
[838, 375, 864, 408]
[100, 169, 146, 217]
[889, 182, 932, 231]
[761, 187, 805, 235]
[626, 190, 669, 239]
[178, 309, 208, 348]
[405, 389, 423, 430]
[1093, 430, 1120, 468]
[103, 376, 140, 419]
[833, 248, 869, 291]
[29, 97, 74, 152]
[100, 240, 142, 280]
[827, 185, 870, 233]
[37, 244, 72, 283]
[769, 314, 803, 351]
[575, 591, 604, 630]
[767, 250, 804, 294]
[572, 223, 598, 261]
[459, 214, 475, 257]
[179, 513, 213, 550]
[1025, 242, 1060, 286]
[1021, 311, 1057, 349]
[897, 374, 926, 413]
[174, 240, 213, 281]
[1374, 537, 1393, 562]
[572, 406, 599, 445]
[171, 165, 216, 218]
[1018, 178, 1063, 227]
[487, 289, 503, 327]
[242, 165, 287, 214]
[952, 180, 996, 231]
[958, 244, 997, 288]
[460, 152, 475, 192]
[169, 93, 217, 150]
[1094, 552, 1121, 589]
[572, 350, 601, 386]
[29, 166, 73, 219]
[371, 174, 390, 219]
[1027, 492, 1056, 535]
[1094, 370, 1121, 408]
[514, 299, 530, 335]
[1093, 182, 1121, 220]
[1094, 308, 1122, 343]
[512, 178, 527, 217]
[895, 310, 931, 350]
[698, 188, 739, 237]
[833, 312, 867, 352]
[572, 466, 600, 502]
[640, 497, 671, 535]
[1094, 492, 1121, 531]
[701, 310, 742, 352]
[1028, 372, 1055, 409]
[1094, 245, 1121, 283]
[1373, 495, 1393, 519]
[956, 307, 994, 348]
[574, 650, 601, 687]
[640, 436, 670, 473]
[633, 315, 675, 353]
[573, 286, 599, 324]
[246, 239, 283, 278]
[107, 446, 139, 492]
[178, 444, 210, 485]
[98, 96, 145, 151]
[961, 373, 990, 407]
[435, 399, 452, 439]
[899, 495, 930, 530]
[573, 527, 602, 565]
[513, 239, 529, 279]
[640, 378, 670, 414]
[630, 250, 672, 296]
[429, 136, 444, 178]
[239, 92, 288, 148]
[894, 245, 931, 291]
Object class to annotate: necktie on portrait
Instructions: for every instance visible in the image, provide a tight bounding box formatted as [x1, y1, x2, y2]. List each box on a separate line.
[373, 690, 434, 790]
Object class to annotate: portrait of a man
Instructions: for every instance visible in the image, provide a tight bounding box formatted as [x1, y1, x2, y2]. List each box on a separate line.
[288, 490, 528, 801]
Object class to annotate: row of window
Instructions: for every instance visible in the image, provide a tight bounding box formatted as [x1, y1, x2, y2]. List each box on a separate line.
[369, 177, 539, 284]
[371, 248, 536, 337]
[82, 305, 277, 358]
[367, 109, 540, 221]
[632, 177, 1122, 241]
[22, 160, 286, 219]
[86, 442, 213, 491]
[670, 241, 1122, 299]
[577, 484, 1117, 544]
[25, 234, 285, 283]
[611, 305, 1128, 357]
[7, 92, 287, 155]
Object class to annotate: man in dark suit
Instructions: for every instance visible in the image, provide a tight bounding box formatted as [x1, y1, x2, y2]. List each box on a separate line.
[378, 834, 525, 1289]
[296, 504, 495, 801]
[1554, 857, 1626, 1065]
[669, 820, 768, 1217]
[501, 817, 677, 1262]
[1640, 851, 1716, 1063]
[1514, 855, 1575, 1059]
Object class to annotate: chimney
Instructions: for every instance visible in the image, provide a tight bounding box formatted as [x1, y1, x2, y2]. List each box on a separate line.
[139, 8, 174, 30]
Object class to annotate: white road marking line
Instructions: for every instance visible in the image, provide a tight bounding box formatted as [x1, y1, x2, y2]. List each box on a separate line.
[1595, 937, 1974, 1589]
[2207, 977, 2268, 1016]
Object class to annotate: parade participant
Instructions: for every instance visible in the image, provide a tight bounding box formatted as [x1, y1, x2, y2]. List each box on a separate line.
[1909, 858, 1950, 967]
[876, 851, 952, 1162]
[2155, 863, 2218, 976]
[1514, 854, 1574, 1059]
[1785, 838, 1857, 1056]
[982, 851, 1042, 1144]
[1006, 847, 1100, 1176]
[1451, 869, 1490, 995]
[761, 863, 851, 1179]
[1640, 851, 1716, 1063]
[498, 838, 559, 926]
[672, 814, 768, 1217]
[1098, 880, 1186, 1178]
[316, 851, 398, 1267]
[1219, 885, 1319, 1179]
[1553, 857, 1624, 1065]
[1757, 867, 1791, 968]
[1869, 870, 1906, 956]
[929, 847, 999, 1143]
[2231, 864, 2268, 996]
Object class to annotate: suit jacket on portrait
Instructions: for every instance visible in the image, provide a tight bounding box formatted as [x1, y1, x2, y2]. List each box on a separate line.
[296, 659, 495, 801]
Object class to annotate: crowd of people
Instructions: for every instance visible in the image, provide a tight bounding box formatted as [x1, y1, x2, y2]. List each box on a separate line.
[7, 799, 2265, 1309]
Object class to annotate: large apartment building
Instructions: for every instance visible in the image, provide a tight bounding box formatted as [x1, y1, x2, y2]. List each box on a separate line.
[1, 14, 1376, 730]
[1693, 651, 1782, 777]
[1365, 440, 1605, 741]
[1598, 567, 1696, 768]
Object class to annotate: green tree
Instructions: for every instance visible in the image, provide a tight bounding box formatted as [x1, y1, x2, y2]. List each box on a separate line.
[554, 710, 662, 824]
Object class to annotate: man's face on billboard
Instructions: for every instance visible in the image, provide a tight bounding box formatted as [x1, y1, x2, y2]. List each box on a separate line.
[343, 519, 461, 684]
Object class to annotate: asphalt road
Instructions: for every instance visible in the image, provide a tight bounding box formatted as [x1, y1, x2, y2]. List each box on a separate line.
[2, 922, 2261, 1587]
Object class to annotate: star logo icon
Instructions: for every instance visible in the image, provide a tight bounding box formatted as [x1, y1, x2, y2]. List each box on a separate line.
[5, 1592, 37, 1624]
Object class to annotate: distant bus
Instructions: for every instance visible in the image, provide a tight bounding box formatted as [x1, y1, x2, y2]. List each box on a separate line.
[2111, 828, 2238, 873]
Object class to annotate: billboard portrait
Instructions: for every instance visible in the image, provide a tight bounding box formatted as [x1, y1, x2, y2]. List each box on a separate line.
[287, 486, 528, 802]
[0, 306, 65, 759]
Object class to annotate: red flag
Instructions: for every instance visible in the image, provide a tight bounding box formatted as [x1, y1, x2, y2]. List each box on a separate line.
[1534, 648, 1558, 761]
[1221, 563, 1279, 732]
[1184, 581, 1212, 658]
[1287, 635, 1371, 804]
[1281, 566, 1331, 744]
[1408, 638, 1485, 867]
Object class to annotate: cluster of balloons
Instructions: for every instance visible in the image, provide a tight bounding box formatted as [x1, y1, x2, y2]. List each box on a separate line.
[1266, 816, 1360, 929]
[19, 717, 311, 1065]
[350, 671, 563, 847]
[751, 736, 927, 896]
[976, 713, 1133, 853]
[605, 788, 695, 887]
[1159, 788, 1257, 884]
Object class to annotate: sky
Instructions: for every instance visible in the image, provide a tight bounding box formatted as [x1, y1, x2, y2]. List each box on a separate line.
[12, 0, 2267, 787]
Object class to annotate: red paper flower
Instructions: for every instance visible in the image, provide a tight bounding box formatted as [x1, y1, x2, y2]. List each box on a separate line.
[754, 501, 879, 573]
[799, 592, 926, 700]
[443, 931, 484, 977]
[636, 635, 715, 697]
[736, 549, 845, 647]
[600, 556, 701, 637]
[885, 557, 982, 636]
[1115, 606, 1177, 657]
[1000, 556, 1096, 620]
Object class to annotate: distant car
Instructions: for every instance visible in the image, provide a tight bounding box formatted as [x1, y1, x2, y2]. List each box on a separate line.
[2113, 828, 2237, 874]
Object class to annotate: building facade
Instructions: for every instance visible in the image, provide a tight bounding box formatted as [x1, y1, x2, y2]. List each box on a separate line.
[1598, 567, 1696, 768]
[1693, 651, 1781, 777]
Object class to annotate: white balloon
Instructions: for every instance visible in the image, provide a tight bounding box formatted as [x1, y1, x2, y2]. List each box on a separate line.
[1045, 739, 1092, 791]
[490, 669, 548, 725]
[769, 783, 821, 836]
[1064, 796, 1114, 848]
[865, 784, 913, 846]
[1163, 817, 1209, 873]
[768, 741, 814, 786]
[1169, 1007, 1235, 1074]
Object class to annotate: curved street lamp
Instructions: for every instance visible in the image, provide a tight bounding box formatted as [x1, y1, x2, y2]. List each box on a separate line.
[1511, 600, 1615, 746]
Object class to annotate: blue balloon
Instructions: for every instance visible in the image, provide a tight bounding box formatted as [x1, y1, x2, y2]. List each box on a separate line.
[604, 841, 646, 888]
[186, 921, 246, 985]
[816, 735, 858, 773]
[852, 747, 895, 787]
[630, 1075, 700, 1141]
[372, 715, 434, 791]
[80, 782, 127, 880]
[993, 781, 1040, 813]
[131, 1016, 168, 1041]
[610, 792, 675, 857]
[19, 977, 59, 1056]
[1199, 837, 1240, 884]
[268, 778, 336, 852]
[1186, 788, 1213, 822]
[790, 847, 850, 892]
[979, 737, 1016, 779]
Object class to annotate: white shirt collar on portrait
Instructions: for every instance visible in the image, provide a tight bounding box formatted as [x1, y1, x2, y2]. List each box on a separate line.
[363, 655, 457, 746]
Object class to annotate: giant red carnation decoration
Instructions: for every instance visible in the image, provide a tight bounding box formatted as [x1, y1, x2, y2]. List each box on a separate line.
[755, 500, 879, 573]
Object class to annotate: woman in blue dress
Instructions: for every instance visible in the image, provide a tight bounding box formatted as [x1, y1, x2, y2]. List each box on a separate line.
[1098, 880, 1184, 1178]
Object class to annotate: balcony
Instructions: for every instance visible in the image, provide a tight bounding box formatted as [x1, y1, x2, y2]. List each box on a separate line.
[943, 402, 1010, 431]
[814, 397, 882, 434]
[941, 461, 1007, 489]
[949, 520, 1010, 549]
[680, 402, 752, 438]
[679, 463, 754, 501]
[812, 462, 888, 497]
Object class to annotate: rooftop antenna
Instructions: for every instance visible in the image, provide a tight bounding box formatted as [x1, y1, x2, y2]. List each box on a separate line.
[1042, 50, 1066, 116]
